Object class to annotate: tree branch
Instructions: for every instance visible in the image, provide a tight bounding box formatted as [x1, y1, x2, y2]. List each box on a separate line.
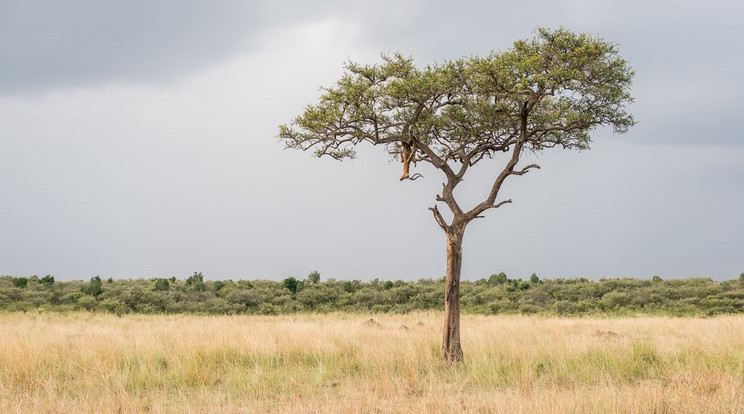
[493, 199, 513, 209]
[435, 182, 464, 217]
[510, 164, 541, 176]
[429, 205, 449, 232]
[462, 114, 529, 221]
[416, 140, 455, 179]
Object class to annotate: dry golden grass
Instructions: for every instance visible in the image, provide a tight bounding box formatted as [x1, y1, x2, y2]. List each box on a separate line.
[1, 312, 744, 413]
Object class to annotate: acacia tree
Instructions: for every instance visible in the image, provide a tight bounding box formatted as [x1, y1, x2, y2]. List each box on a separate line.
[279, 28, 634, 362]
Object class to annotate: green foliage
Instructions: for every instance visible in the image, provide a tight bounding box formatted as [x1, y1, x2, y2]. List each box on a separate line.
[12, 277, 28, 288]
[40, 275, 55, 287]
[307, 271, 321, 284]
[343, 280, 361, 293]
[530, 273, 541, 284]
[279, 28, 634, 166]
[489, 273, 508, 285]
[1, 274, 743, 317]
[186, 272, 206, 292]
[283, 277, 299, 294]
[100, 298, 128, 316]
[153, 278, 170, 292]
[82, 276, 103, 297]
[186, 272, 204, 285]
[77, 295, 97, 310]
[601, 291, 631, 309]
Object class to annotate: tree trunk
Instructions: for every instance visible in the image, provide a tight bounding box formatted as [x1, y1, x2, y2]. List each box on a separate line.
[442, 231, 464, 362]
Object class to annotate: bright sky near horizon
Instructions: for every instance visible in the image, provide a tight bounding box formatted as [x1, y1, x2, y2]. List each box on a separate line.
[1, 0, 742, 281]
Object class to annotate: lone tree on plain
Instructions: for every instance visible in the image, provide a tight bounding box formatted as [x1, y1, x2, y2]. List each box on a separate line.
[279, 28, 634, 362]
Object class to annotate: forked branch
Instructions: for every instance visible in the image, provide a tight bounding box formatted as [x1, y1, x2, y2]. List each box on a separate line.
[429, 205, 449, 232]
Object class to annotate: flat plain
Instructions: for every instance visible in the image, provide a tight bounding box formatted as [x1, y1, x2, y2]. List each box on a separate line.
[1, 312, 743, 413]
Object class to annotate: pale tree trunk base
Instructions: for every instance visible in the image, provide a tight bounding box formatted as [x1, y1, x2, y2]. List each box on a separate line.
[442, 324, 464, 362]
[442, 230, 464, 363]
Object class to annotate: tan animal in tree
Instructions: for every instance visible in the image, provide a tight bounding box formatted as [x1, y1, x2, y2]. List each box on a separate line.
[399, 140, 423, 181]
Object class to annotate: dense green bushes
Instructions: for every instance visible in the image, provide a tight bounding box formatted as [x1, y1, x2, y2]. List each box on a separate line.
[1, 272, 743, 316]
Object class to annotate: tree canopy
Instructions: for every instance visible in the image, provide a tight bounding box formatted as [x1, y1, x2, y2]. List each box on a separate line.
[280, 28, 632, 168]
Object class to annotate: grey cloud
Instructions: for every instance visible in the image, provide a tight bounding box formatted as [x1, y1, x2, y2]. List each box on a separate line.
[5, 0, 744, 139]
[0, 0, 341, 94]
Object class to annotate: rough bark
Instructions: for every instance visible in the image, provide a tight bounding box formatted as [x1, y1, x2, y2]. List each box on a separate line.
[442, 230, 464, 362]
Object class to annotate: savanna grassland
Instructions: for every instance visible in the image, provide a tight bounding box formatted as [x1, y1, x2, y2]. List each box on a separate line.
[2, 312, 744, 413]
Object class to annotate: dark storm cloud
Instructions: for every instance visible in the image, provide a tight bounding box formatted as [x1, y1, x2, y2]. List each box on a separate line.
[5, 0, 744, 142]
[0, 0, 342, 94]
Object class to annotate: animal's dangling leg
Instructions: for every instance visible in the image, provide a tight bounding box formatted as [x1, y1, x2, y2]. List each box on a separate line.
[400, 159, 411, 181]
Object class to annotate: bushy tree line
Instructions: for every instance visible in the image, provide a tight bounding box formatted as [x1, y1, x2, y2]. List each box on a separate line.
[1, 272, 743, 316]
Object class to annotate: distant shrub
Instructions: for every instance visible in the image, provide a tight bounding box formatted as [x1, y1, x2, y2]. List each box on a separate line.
[77, 295, 97, 310]
[519, 304, 538, 314]
[12, 277, 28, 288]
[186, 272, 205, 291]
[40, 275, 55, 287]
[82, 276, 103, 297]
[307, 271, 321, 284]
[601, 291, 630, 309]
[258, 303, 278, 315]
[153, 278, 170, 291]
[283, 277, 299, 294]
[552, 300, 576, 315]
[488, 272, 508, 285]
[226, 291, 263, 307]
[100, 298, 128, 316]
[237, 280, 254, 289]
[186, 272, 204, 285]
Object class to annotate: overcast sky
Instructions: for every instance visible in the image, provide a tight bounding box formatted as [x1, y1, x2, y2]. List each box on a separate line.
[1, 0, 742, 281]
